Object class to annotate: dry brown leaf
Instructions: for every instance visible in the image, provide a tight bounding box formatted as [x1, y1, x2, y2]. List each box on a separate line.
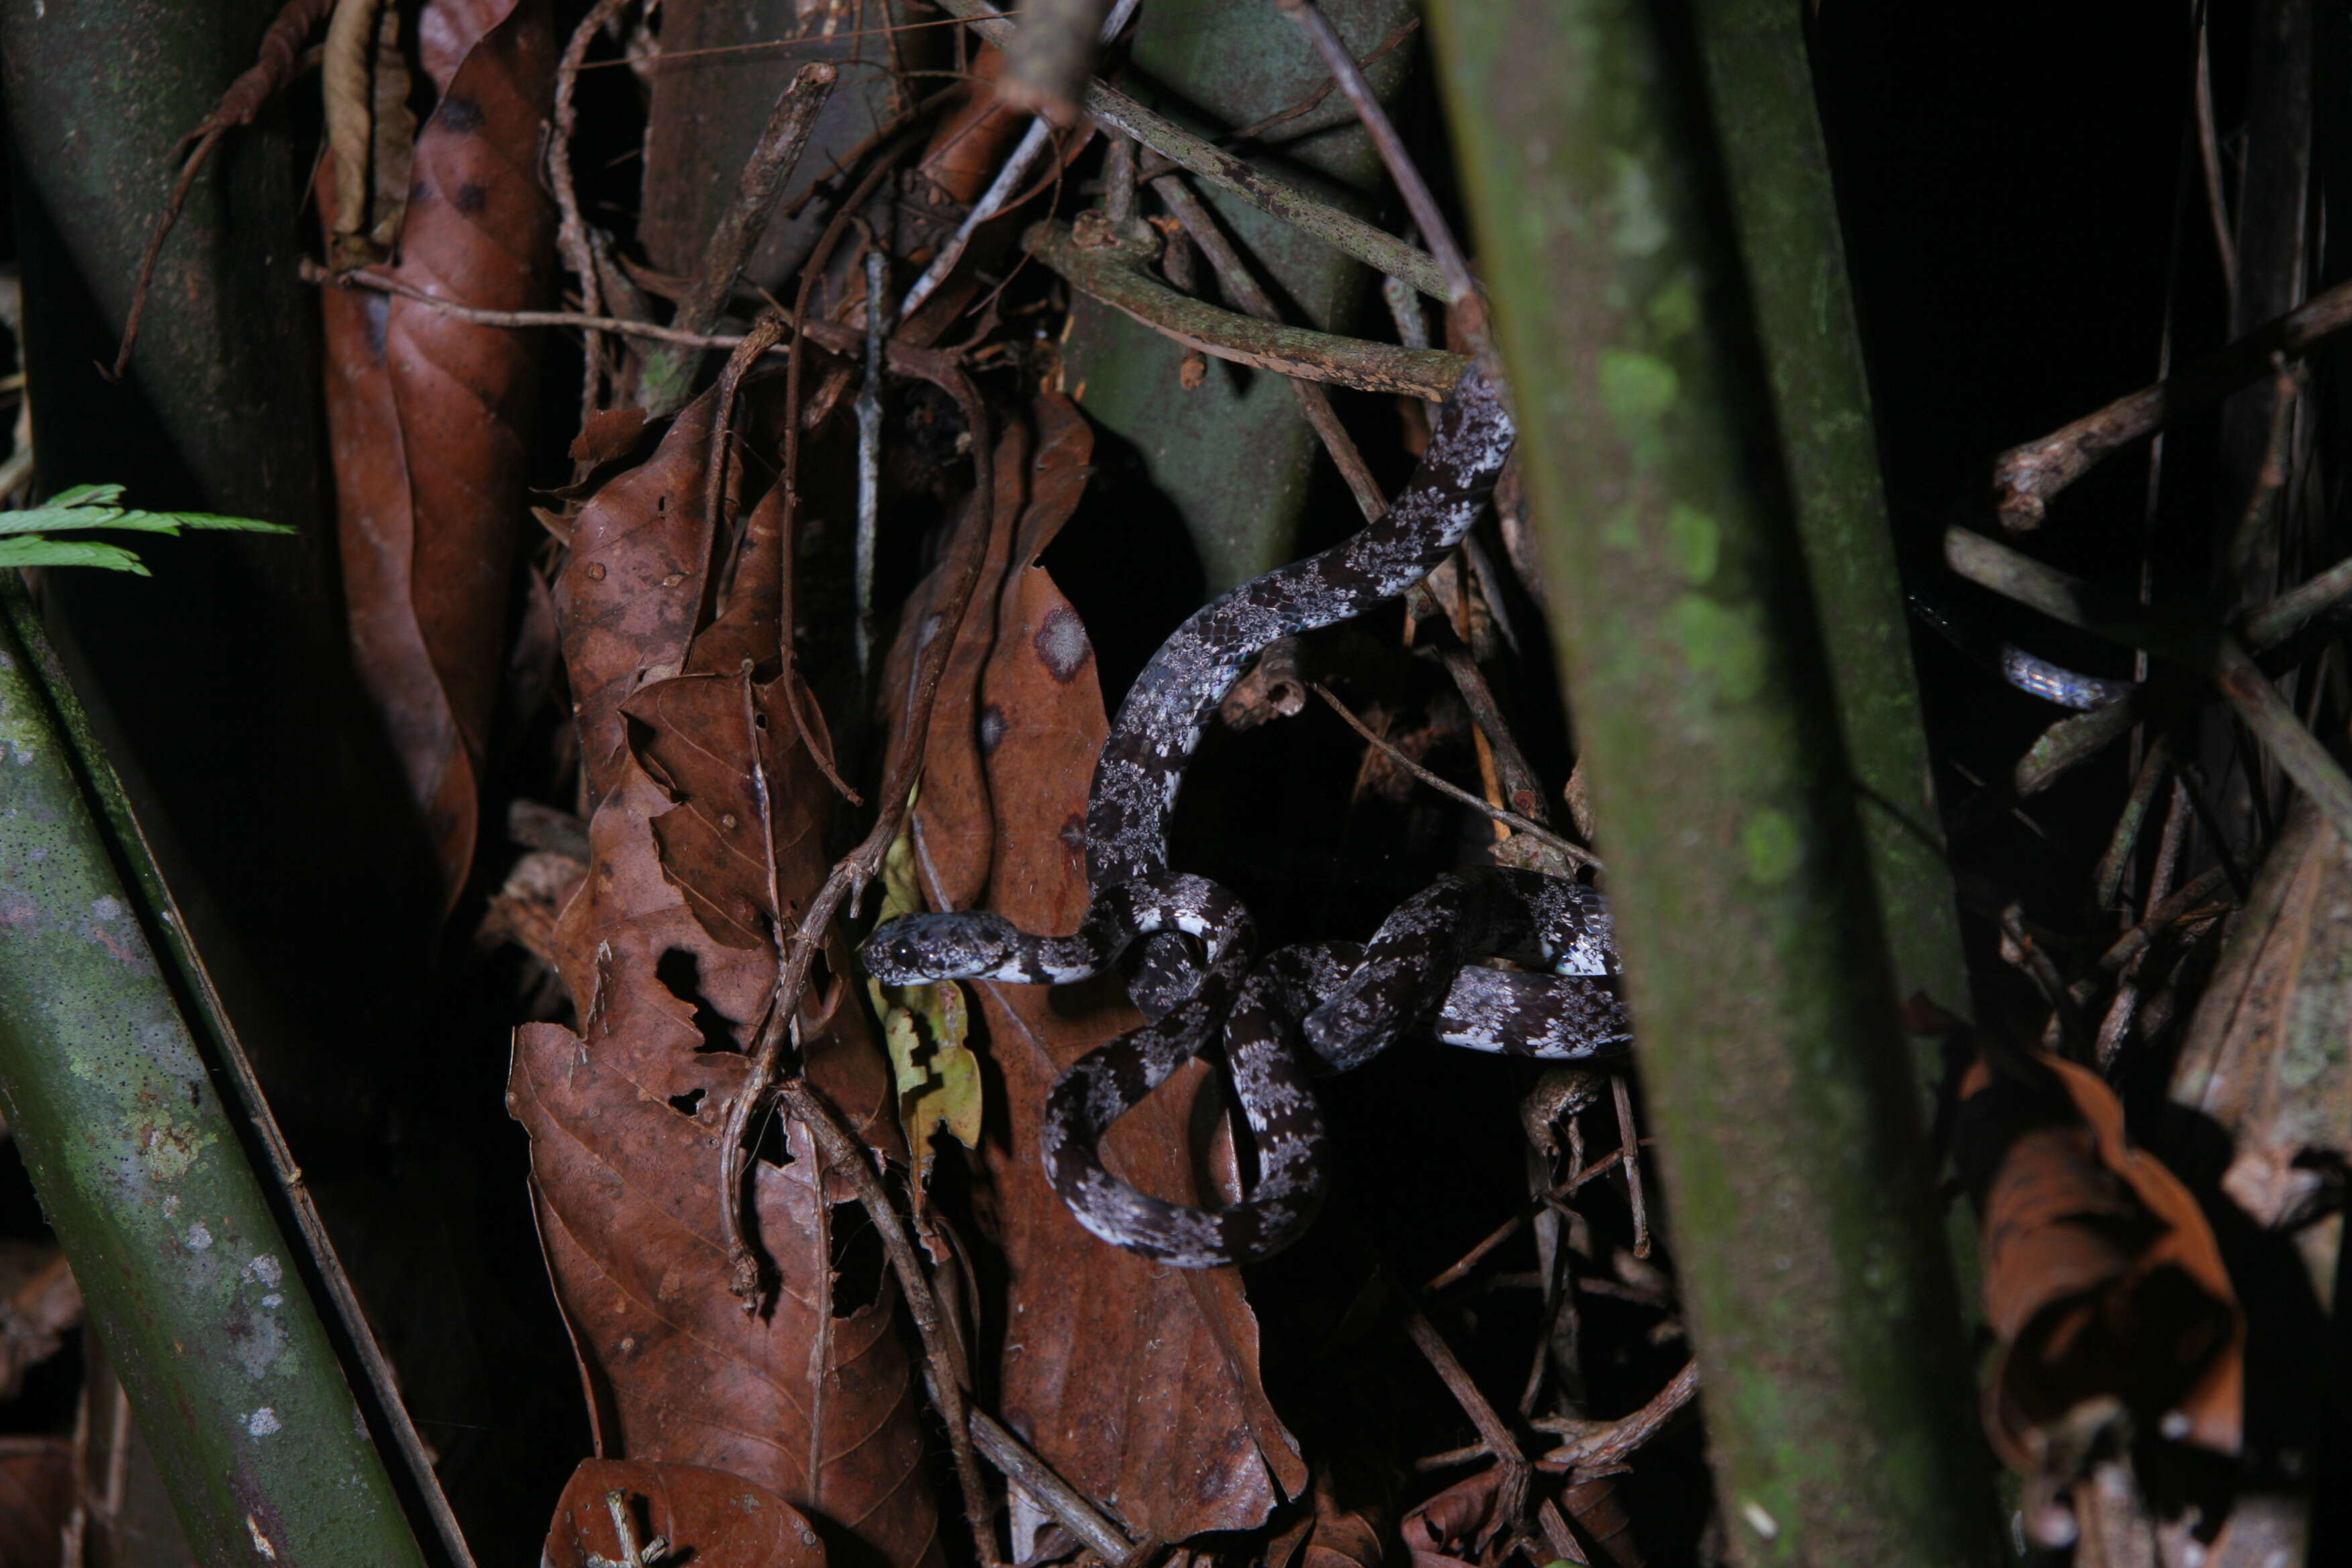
[0, 1437, 70, 1568]
[542, 1457, 827, 1568]
[0, 1248, 79, 1404]
[879, 395, 1301, 1544]
[2175, 795, 2352, 1295]
[320, 0, 554, 910]
[516, 398, 931, 1566]
[1400, 1466, 1507, 1568]
[1961, 1046, 2243, 1474]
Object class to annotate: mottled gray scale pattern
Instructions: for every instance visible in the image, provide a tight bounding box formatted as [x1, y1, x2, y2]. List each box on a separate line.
[1084, 360, 1516, 897]
[858, 360, 1636, 1268]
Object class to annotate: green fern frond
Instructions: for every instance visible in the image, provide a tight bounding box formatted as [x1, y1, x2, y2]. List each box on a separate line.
[0, 485, 295, 576]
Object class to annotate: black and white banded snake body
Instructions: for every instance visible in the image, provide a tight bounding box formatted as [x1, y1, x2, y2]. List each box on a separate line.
[861, 360, 1634, 1267]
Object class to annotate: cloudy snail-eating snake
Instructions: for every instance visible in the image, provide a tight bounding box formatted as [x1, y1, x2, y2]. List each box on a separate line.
[861, 359, 1634, 1267]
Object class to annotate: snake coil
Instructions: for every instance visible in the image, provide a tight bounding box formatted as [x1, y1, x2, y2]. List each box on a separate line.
[861, 360, 1634, 1267]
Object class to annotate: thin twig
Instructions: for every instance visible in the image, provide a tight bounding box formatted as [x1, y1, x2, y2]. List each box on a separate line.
[2194, 0, 2238, 305]
[2226, 353, 2303, 599]
[647, 62, 865, 423]
[1534, 1361, 1700, 1474]
[1404, 1308, 1527, 1518]
[2212, 637, 2352, 849]
[701, 309, 789, 554]
[1949, 524, 2352, 849]
[778, 1078, 1003, 1568]
[1273, 0, 1477, 321]
[1312, 684, 1598, 869]
[114, 0, 336, 379]
[1150, 175, 1387, 520]
[969, 1410, 1136, 1561]
[306, 257, 983, 394]
[2093, 734, 2174, 911]
[668, 61, 840, 342]
[553, 0, 638, 412]
[2000, 902, 2087, 1059]
[1026, 219, 1466, 396]
[2095, 863, 2231, 981]
[901, 0, 1128, 322]
[1423, 1148, 1631, 1294]
[855, 249, 887, 678]
[932, 0, 1448, 297]
[1438, 646, 1549, 825]
[1608, 1074, 1649, 1259]
[1994, 271, 2352, 530]
[720, 360, 990, 1301]
[2243, 549, 2352, 647]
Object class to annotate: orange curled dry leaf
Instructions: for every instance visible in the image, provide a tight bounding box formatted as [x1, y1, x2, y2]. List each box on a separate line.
[320, 0, 554, 910]
[542, 1457, 827, 1568]
[1961, 1046, 2243, 1472]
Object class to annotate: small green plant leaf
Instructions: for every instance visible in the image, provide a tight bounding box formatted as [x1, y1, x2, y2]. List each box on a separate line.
[0, 487, 294, 574]
[0, 538, 154, 575]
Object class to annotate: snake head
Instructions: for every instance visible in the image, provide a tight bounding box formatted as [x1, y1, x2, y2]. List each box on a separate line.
[859, 912, 1022, 985]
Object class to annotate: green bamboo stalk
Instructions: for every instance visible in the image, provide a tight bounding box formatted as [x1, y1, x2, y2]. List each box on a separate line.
[1689, 0, 1968, 1023]
[1426, 3, 2001, 1563]
[0, 601, 428, 1567]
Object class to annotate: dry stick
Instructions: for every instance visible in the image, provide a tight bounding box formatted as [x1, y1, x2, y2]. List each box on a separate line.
[854, 248, 887, 677]
[1273, 0, 1477, 315]
[2000, 901, 2088, 1059]
[2211, 636, 2352, 848]
[1608, 1074, 1649, 1259]
[897, 0, 1144, 324]
[1026, 219, 1467, 395]
[1134, 14, 1422, 180]
[2245, 550, 2352, 647]
[930, 0, 1447, 298]
[1534, 1360, 1700, 1475]
[1404, 1308, 1526, 1485]
[1438, 645, 1549, 824]
[553, 0, 638, 413]
[2096, 863, 2232, 981]
[2018, 526, 2352, 796]
[1947, 525, 2352, 849]
[638, 61, 841, 413]
[681, 62, 841, 337]
[113, 0, 337, 378]
[718, 353, 987, 1305]
[1150, 175, 1386, 520]
[1424, 1148, 1630, 1294]
[967, 1412, 1136, 1562]
[1312, 684, 1598, 869]
[701, 309, 789, 551]
[777, 1079, 1005, 1568]
[2194, 0, 2238, 306]
[2093, 733, 2175, 911]
[2226, 353, 2304, 599]
[2095, 787, 2204, 1066]
[1994, 270, 2352, 532]
[304, 258, 963, 380]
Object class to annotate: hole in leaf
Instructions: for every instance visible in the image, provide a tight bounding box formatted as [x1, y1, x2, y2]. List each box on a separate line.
[668, 1087, 705, 1118]
[828, 1202, 884, 1317]
[654, 947, 741, 1054]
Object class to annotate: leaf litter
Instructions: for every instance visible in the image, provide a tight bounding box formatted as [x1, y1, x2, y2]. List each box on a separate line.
[45, 4, 2352, 1567]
